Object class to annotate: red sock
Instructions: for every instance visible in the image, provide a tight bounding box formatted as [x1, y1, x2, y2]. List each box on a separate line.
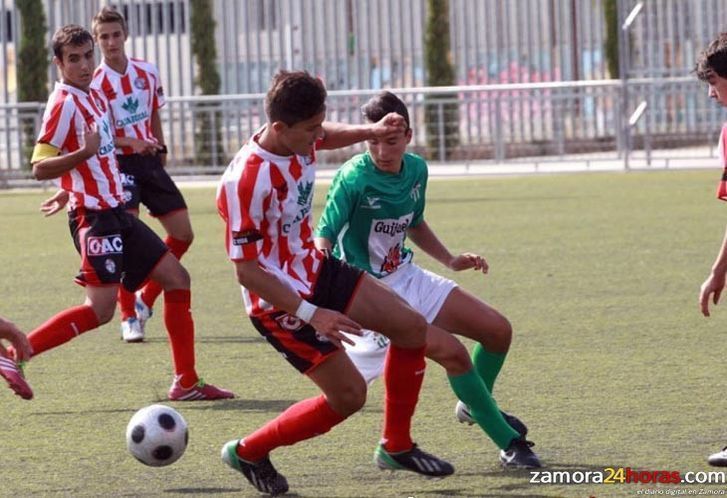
[164, 289, 198, 387]
[141, 237, 191, 308]
[27, 305, 99, 357]
[381, 344, 427, 453]
[117, 287, 136, 321]
[236, 395, 345, 462]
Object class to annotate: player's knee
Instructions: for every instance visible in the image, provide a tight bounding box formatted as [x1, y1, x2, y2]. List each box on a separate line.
[431, 338, 472, 376]
[92, 302, 116, 325]
[174, 229, 194, 245]
[164, 264, 191, 290]
[399, 311, 428, 342]
[329, 379, 367, 417]
[489, 316, 512, 350]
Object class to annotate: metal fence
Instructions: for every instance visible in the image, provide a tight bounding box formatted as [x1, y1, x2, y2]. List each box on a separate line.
[0, 0, 725, 182]
[0, 77, 720, 184]
[0, 0, 614, 97]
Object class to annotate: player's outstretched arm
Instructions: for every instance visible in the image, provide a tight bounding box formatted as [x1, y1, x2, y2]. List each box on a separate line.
[700, 225, 727, 316]
[234, 260, 361, 347]
[32, 124, 100, 180]
[0, 317, 32, 362]
[39, 189, 70, 217]
[407, 221, 489, 274]
[318, 112, 406, 150]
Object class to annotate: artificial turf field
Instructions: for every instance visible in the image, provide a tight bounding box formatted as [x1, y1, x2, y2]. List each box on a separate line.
[2, 169, 727, 497]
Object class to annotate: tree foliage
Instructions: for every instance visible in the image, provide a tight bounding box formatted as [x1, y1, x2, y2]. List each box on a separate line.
[17, 0, 49, 167]
[190, 0, 224, 166]
[423, 0, 459, 160]
[604, 0, 620, 78]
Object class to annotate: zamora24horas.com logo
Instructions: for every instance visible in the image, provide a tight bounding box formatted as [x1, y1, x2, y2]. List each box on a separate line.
[530, 467, 727, 486]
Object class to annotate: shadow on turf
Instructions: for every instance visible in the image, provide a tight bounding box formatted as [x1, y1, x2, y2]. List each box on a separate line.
[143, 336, 265, 344]
[165, 488, 303, 496]
[426, 195, 579, 206]
[172, 398, 300, 412]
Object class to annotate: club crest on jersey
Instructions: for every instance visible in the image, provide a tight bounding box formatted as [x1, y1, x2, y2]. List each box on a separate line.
[87, 235, 123, 256]
[134, 77, 148, 90]
[275, 314, 304, 331]
[93, 94, 105, 109]
[380, 243, 402, 274]
[232, 230, 262, 246]
[104, 258, 117, 274]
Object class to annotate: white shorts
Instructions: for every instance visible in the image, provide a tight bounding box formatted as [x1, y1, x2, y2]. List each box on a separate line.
[344, 262, 457, 384]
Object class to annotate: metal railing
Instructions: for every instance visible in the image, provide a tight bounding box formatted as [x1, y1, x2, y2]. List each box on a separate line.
[1, 78, 721, 184]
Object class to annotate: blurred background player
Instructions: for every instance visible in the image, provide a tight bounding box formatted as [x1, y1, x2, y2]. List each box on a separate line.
[696, 32, 727, 467]
[315, 91, 541, 468]
[26, 24, 232, 401]
[0, 316, 33, 400]
[91, 6, 193, 343]
[217, 71, 452, 496]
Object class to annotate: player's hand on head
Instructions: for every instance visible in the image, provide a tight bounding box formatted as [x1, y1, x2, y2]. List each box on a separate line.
[40, 189, 70, 217]
[372, 112, 407, 139]
[309, 308, 362, 348]
[449, 252, 489, 274]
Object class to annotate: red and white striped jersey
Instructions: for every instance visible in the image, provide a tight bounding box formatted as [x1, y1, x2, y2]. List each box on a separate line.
[91, 58, 165, 155]
[37, 82, 123, 210]
[216, 129, 324, 317]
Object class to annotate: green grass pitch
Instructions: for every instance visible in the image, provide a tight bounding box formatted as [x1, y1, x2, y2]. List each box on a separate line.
[2, 169, 727, 497]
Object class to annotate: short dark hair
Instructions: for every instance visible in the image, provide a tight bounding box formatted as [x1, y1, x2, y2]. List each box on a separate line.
[361, 91, 410, 129]
[52, 25, 93, 60]
[92, 6, 128, 36]
[696, 33, 727, 80]
[265, 70, 327, 126]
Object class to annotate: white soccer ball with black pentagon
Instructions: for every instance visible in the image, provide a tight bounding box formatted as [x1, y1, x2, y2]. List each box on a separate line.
[126, 404, 188, 467]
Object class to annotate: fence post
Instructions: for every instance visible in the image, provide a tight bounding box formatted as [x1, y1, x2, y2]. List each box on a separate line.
[494, 96, 504, 163]
[619, 1, 643, 170]
[437, 101, 445, 163]
[210, 108, 219, 168]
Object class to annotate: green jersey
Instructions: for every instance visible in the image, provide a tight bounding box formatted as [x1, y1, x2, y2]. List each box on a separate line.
[316, 151, 427, 278]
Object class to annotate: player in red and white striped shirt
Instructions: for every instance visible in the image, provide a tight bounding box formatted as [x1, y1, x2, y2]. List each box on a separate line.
[217, 71, 452, 495]
[25, 25, 232, 402]
[91, 6, 194, 343]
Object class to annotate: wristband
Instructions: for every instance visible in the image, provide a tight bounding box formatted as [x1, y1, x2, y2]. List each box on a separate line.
[295, 300, 318, 323]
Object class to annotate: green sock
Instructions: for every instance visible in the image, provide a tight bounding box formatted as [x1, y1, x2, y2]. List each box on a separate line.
[472, 343, 506, 393]
[448, 368, 519, 449]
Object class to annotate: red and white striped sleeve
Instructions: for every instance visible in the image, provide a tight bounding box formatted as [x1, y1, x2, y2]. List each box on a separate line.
[218, 154, 272, 261]
[37, 92, 76, 150]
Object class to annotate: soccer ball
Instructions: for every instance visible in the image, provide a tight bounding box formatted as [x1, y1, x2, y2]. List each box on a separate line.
[126, 404, 188, 467]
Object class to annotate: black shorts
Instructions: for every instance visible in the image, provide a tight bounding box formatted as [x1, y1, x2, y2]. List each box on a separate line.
[68, 207, 169, 292]
[249, 255, 365, 373]
[117, 154, 187, 217]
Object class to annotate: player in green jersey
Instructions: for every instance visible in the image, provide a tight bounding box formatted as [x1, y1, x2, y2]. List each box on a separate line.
[315, 91, 541, 468]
